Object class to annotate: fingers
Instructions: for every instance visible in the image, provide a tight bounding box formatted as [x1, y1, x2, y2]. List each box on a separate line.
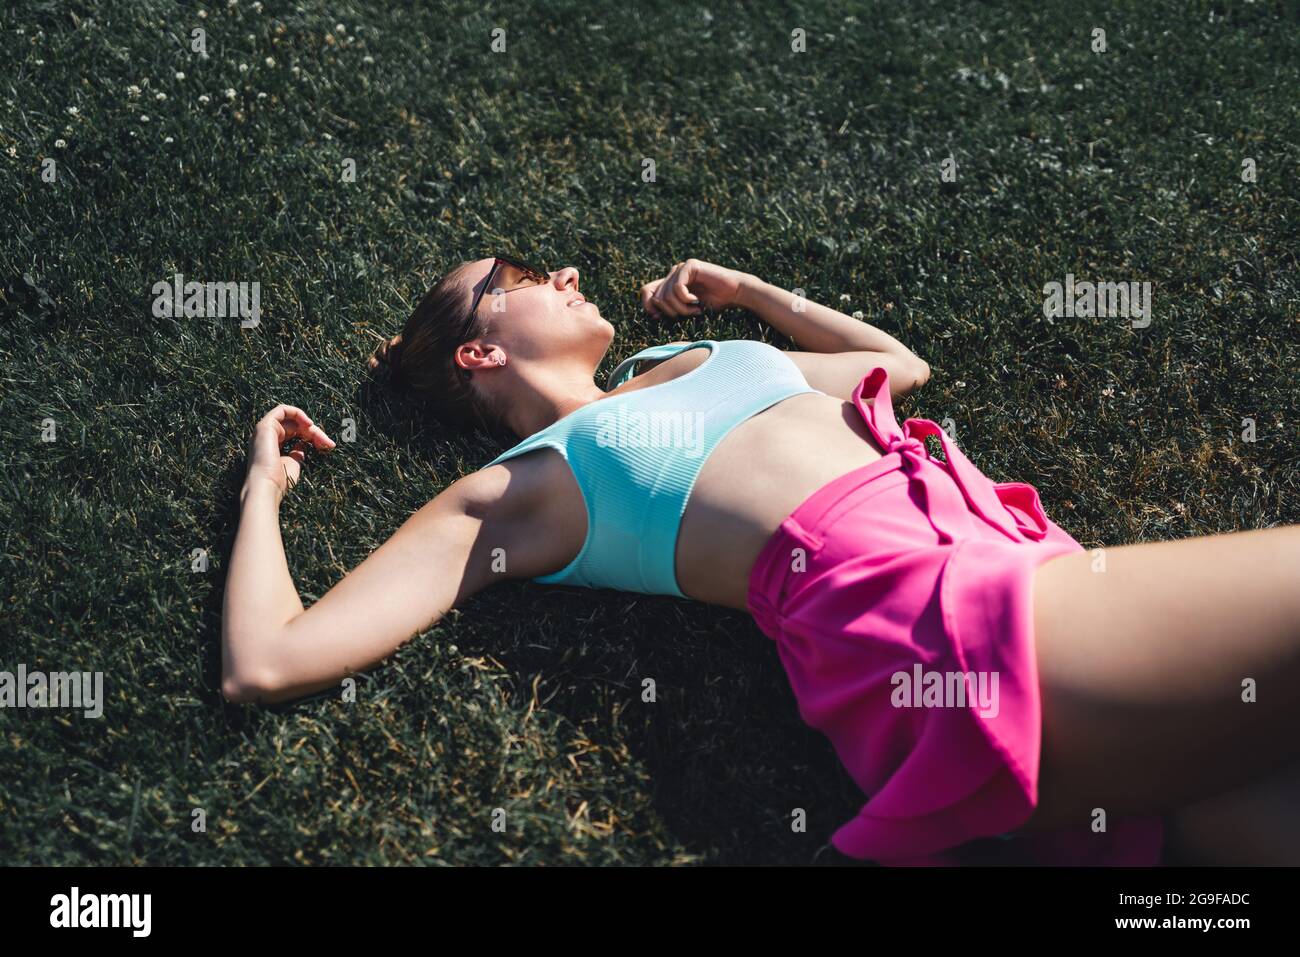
[666, 267, 702, 313]
[300, 422, 336, 450]
[643, 263, 702, 317]
[639, 260, 712, 319]
[256, 404, 337, 450]
[639, 279, 665, 317]
[652, 267, 680, 313]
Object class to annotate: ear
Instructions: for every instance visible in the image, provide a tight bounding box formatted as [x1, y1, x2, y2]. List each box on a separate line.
[453, 340, 506, 373]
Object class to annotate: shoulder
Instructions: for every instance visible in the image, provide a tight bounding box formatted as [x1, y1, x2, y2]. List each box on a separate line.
[449, 450, 586, 580]
[432, 448, 569, 531]
[386, 452, 580, 588]
[453, 446, 565, 514]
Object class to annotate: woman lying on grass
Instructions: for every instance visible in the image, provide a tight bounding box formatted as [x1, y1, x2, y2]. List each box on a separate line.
[221, 256, 1300, 866]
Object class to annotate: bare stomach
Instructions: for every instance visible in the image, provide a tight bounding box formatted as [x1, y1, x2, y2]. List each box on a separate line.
[674, 392, 884, 610]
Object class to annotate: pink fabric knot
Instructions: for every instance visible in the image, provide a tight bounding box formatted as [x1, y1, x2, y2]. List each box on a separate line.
[887, 434, 926, 458]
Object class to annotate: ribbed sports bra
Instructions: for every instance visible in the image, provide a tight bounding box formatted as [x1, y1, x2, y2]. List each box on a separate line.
[483, 339, 821, 597]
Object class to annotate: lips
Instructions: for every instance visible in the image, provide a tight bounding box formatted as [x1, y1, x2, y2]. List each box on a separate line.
[568, 295, 588, 307]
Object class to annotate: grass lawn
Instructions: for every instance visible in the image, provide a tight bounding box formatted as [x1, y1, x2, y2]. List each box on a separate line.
[1, 0, 1297, 865]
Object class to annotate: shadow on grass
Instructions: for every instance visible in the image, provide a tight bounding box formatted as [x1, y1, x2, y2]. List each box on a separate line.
[448, 581, 878, 865]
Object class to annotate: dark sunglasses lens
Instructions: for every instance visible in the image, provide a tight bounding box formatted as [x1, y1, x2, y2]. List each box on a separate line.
[503, 259, 548, 284]
[496, 263, 526, 291]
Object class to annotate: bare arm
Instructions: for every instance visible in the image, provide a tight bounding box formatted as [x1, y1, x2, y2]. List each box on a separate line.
[782, 350, 929, 402]
[221, 405, 537, 705]
[639, 258, 931, 399]
[732, 274, 923, 362]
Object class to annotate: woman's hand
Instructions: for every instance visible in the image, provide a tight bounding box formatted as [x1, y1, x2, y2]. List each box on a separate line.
[243, 404, 336, 503]
[639, 259, 751, 318]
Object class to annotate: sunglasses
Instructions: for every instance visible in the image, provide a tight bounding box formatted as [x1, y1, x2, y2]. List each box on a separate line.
[458, 256, 551, 341]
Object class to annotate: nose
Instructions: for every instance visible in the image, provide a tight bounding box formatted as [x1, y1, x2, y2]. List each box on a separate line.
[552, 266, 580, 291]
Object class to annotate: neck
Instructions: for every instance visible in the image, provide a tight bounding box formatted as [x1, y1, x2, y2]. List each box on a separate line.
[502, 359, 607, 439]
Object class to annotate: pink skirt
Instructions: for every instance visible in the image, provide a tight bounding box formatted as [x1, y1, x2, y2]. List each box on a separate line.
[746, 367, 1164, 866]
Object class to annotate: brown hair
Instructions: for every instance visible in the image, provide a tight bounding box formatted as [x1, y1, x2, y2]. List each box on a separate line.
[368, 267, 511, 437]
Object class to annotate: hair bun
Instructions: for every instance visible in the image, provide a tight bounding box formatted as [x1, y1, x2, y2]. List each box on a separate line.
[368, 333, 404, 371]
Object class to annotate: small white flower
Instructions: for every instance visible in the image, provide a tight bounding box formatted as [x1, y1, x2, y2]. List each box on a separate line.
[198, 9, 207, 18]
[839, 293, 851, 302]
[225, 88, 236, 99]
[228, 0, 238, 7]
[264, 56, 275, 67]
[851, 310, 864, 320]
[257, 91, 267, 99]
[175, 71, 185, 80]
[66, 106, 79, 115]
[35, 59, 44, 65]
[335, 23, 346, 34]
[140, 114, 150, 122]
[252, 0, 263, 10]
[956, 380, 967, 388]
[6, 145, 16, 157]
[291, 65, 301, 75]
[127, 84, 142, 97]
[363, 55, 374, 64]
[239, 63, 248, 73]
[155, 91, 166, 101]
[164, 136, 174, 144]
[55, 138, 66, 148]
[198, 94, 210, 104]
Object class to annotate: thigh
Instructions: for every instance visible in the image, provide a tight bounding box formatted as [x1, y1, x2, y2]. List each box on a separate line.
[1020, 525, 1300, 831]
[1164, 757, 1300, 865]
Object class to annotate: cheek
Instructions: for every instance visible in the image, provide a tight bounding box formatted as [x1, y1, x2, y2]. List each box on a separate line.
[521, 296, 577, 340]
[503, 293, 554, 327]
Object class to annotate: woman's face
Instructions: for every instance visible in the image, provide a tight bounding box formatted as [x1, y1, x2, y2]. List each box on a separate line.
[454, 258, 614, 369]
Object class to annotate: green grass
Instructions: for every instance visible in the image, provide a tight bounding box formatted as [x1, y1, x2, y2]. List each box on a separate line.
[1, 0, 1297, 865]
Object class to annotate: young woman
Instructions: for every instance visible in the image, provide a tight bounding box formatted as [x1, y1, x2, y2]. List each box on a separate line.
[221, 256, 1300, 866]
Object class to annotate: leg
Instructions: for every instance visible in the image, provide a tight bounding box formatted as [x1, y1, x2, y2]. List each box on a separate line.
[1019, 526, 1300, 835]
[1164, 757, 1300, 865]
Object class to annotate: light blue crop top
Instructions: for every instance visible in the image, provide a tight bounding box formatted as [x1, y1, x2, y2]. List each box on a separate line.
[483, 339, 821, 597]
